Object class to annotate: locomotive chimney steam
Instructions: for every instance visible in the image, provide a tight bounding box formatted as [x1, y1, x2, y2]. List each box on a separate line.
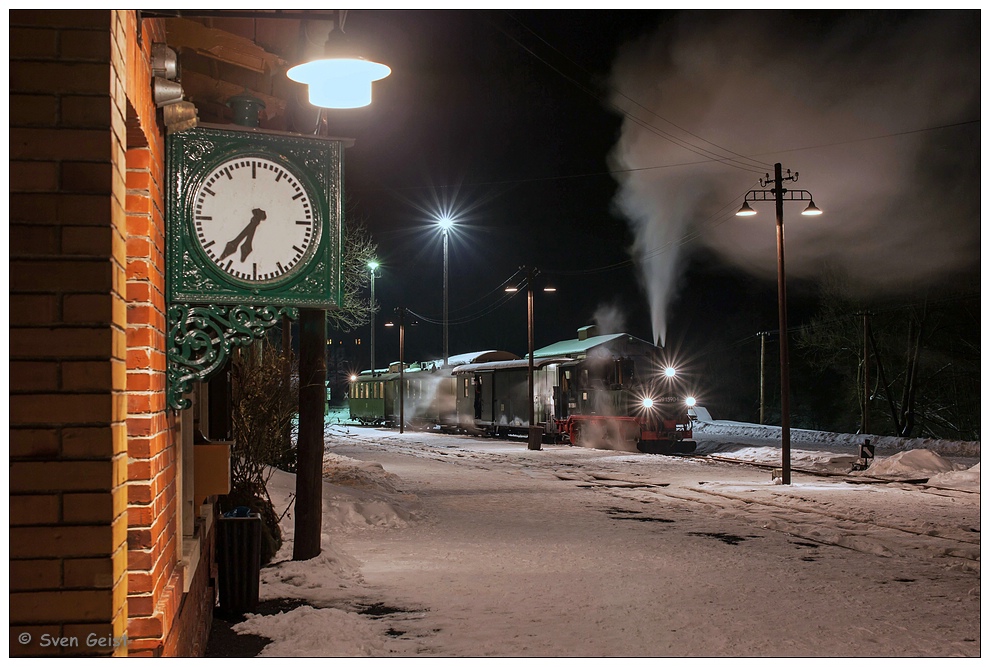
[607, 11, 978, 334]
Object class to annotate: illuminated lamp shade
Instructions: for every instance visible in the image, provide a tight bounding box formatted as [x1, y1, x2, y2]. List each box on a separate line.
[735, 201, 757, 216]
[801, 200, 823, 216]
[287, 58, 391, 109]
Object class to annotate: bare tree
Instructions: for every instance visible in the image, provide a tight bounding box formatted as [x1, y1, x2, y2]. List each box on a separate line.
[327, 220, 379, 332]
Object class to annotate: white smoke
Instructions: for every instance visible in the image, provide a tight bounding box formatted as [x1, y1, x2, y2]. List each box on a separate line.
[593, 301, 627, 336]
[608, 11, 979, 346]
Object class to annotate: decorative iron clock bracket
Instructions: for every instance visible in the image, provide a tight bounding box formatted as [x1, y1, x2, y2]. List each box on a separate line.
[166, 302, 298, 411]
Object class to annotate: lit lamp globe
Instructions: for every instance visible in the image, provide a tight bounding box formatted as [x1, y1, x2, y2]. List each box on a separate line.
[287, 57, 390, 109]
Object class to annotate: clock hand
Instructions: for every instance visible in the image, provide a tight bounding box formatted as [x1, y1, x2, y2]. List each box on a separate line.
[218, 208, 267, 262]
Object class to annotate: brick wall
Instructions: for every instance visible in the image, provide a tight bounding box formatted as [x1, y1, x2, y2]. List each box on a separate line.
[10, 9, 130, 657]
[10, 10, 216, 657]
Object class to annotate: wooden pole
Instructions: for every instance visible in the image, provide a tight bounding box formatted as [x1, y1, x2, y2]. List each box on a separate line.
[863, 312, 871, 434]
[293, 308, 325, 560]
[759, 331, 766, 425]
[773, 163, 792, 485]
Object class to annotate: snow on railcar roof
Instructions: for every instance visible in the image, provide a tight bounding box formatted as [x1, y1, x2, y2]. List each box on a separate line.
[533, 332, 654, 358]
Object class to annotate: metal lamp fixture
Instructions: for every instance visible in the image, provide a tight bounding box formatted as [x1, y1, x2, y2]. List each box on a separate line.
[287, 22, 390, 109]
[735, 164, 822, 486]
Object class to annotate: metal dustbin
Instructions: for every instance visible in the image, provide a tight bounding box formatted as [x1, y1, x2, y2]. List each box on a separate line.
[216, 508, 262, 615]
[527, 425, 543, 451]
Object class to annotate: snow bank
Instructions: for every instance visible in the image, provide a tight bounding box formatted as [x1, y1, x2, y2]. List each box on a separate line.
[694, 420, 981, 458]
[926, 462, 981, 491]
[233, 605, 390, 657]
[256, 458, 421, 604]
[853, 449, 961, 481]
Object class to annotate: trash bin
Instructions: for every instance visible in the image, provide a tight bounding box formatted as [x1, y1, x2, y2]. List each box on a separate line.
[216, 509, 262, 615]
[527, 425, 543, 451]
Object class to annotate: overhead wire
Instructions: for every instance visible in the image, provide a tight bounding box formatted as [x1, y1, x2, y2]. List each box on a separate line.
[543, 179, 760, 276]
[491, 13, 767, 175]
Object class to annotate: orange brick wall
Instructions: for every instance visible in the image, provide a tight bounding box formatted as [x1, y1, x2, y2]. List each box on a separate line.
[118, 12, 186, 657]
[10, 10, 215, 657]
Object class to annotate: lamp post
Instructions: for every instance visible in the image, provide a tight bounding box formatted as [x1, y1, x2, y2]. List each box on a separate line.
[736, 163, 822, 485]
[507, 267, 555, 451]
[285, 14, 390, 560]
[385, 308, 410, 434]
[368, 260, 379, 374]
[436, 216, 453, 366]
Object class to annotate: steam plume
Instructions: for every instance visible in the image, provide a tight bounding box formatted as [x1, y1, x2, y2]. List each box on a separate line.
[608, 11, 979, 346]
[593, 301, 627, 336]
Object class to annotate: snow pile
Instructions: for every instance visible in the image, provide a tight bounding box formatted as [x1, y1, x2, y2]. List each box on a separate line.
[259, 468, 365, 603]
[854, 449, 961, 481]
[321, 453, 420, 530]
[233, 605, 390, 657]
[233, 455, 422, 649]
[926, 462, 981, 491]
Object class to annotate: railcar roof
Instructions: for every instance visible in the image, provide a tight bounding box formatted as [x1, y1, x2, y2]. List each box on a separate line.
[451, 357, 572, 374]
[532, 333, 653, 358]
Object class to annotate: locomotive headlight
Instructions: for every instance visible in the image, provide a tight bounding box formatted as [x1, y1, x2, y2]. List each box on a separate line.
[350, 375, 358, 382]
[685, 396, 697, 407]
[641, 398, 655, 409]
[664, 366, 677, 378]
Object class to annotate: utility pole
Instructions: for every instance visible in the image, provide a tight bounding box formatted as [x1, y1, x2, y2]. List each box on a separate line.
[526, 266, 540, 450]
[758, 331, 768, 425]
[736, 163, 821, 485]
[368, 261, 378, 373]
[397, 307, 406, 434]
[862, 311, 871, 435]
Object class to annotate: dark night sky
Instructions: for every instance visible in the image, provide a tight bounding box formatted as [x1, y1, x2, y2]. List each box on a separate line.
[309, 10, 980, 419]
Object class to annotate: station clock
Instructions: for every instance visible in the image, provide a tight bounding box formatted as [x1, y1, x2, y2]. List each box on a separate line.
[166, 124, 344, 308]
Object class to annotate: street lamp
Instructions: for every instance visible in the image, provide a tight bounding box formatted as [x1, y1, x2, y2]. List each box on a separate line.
[384, 308, 414, 434]
[368, 260, 379, 374]
[507, 267, 555, 451]
[284, 14, 389, 561]
[736, 163, 822, 486]
[286, 14, 390, 109]
[436, 215, 454, 366]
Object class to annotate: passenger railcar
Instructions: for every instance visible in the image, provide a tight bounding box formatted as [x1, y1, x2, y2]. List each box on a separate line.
[347, 327, 697, 454]
[348, 351, 519, 427]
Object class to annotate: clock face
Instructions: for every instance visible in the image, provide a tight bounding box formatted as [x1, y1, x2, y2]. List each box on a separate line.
[191, 156, 318, 284]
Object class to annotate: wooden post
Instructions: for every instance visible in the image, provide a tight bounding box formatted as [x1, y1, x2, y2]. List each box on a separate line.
[759, 331, 767, 425]
[294, 308, 325, 560]
[862, 312, 870, 435]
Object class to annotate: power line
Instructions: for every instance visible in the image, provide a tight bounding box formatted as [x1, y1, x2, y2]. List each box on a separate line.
[490, 14, 766, 175]
[502, 11, 772, 173]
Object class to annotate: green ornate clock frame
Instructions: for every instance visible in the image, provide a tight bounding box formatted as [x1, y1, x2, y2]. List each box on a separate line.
[165, 124, 344, 410]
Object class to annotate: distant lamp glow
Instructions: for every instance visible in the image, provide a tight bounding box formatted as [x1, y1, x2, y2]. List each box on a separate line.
[641, 398, 655, 409]
[436, 215, 455, 232]
[685, 396, 697, 408]
[543, 286, 557, 293]
[736, 201, 758, 216]
[505, 285, 519, 293]
[801, 200, 823, 216]
[368, 260, 379, 271]
[664, 366, 677, 378]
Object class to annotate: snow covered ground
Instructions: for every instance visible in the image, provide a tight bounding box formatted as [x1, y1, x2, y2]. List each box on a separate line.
[231, 413, 980, 658]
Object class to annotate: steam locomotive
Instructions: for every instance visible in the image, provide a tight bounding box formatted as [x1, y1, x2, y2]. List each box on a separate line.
[348, 326, 698, 454]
